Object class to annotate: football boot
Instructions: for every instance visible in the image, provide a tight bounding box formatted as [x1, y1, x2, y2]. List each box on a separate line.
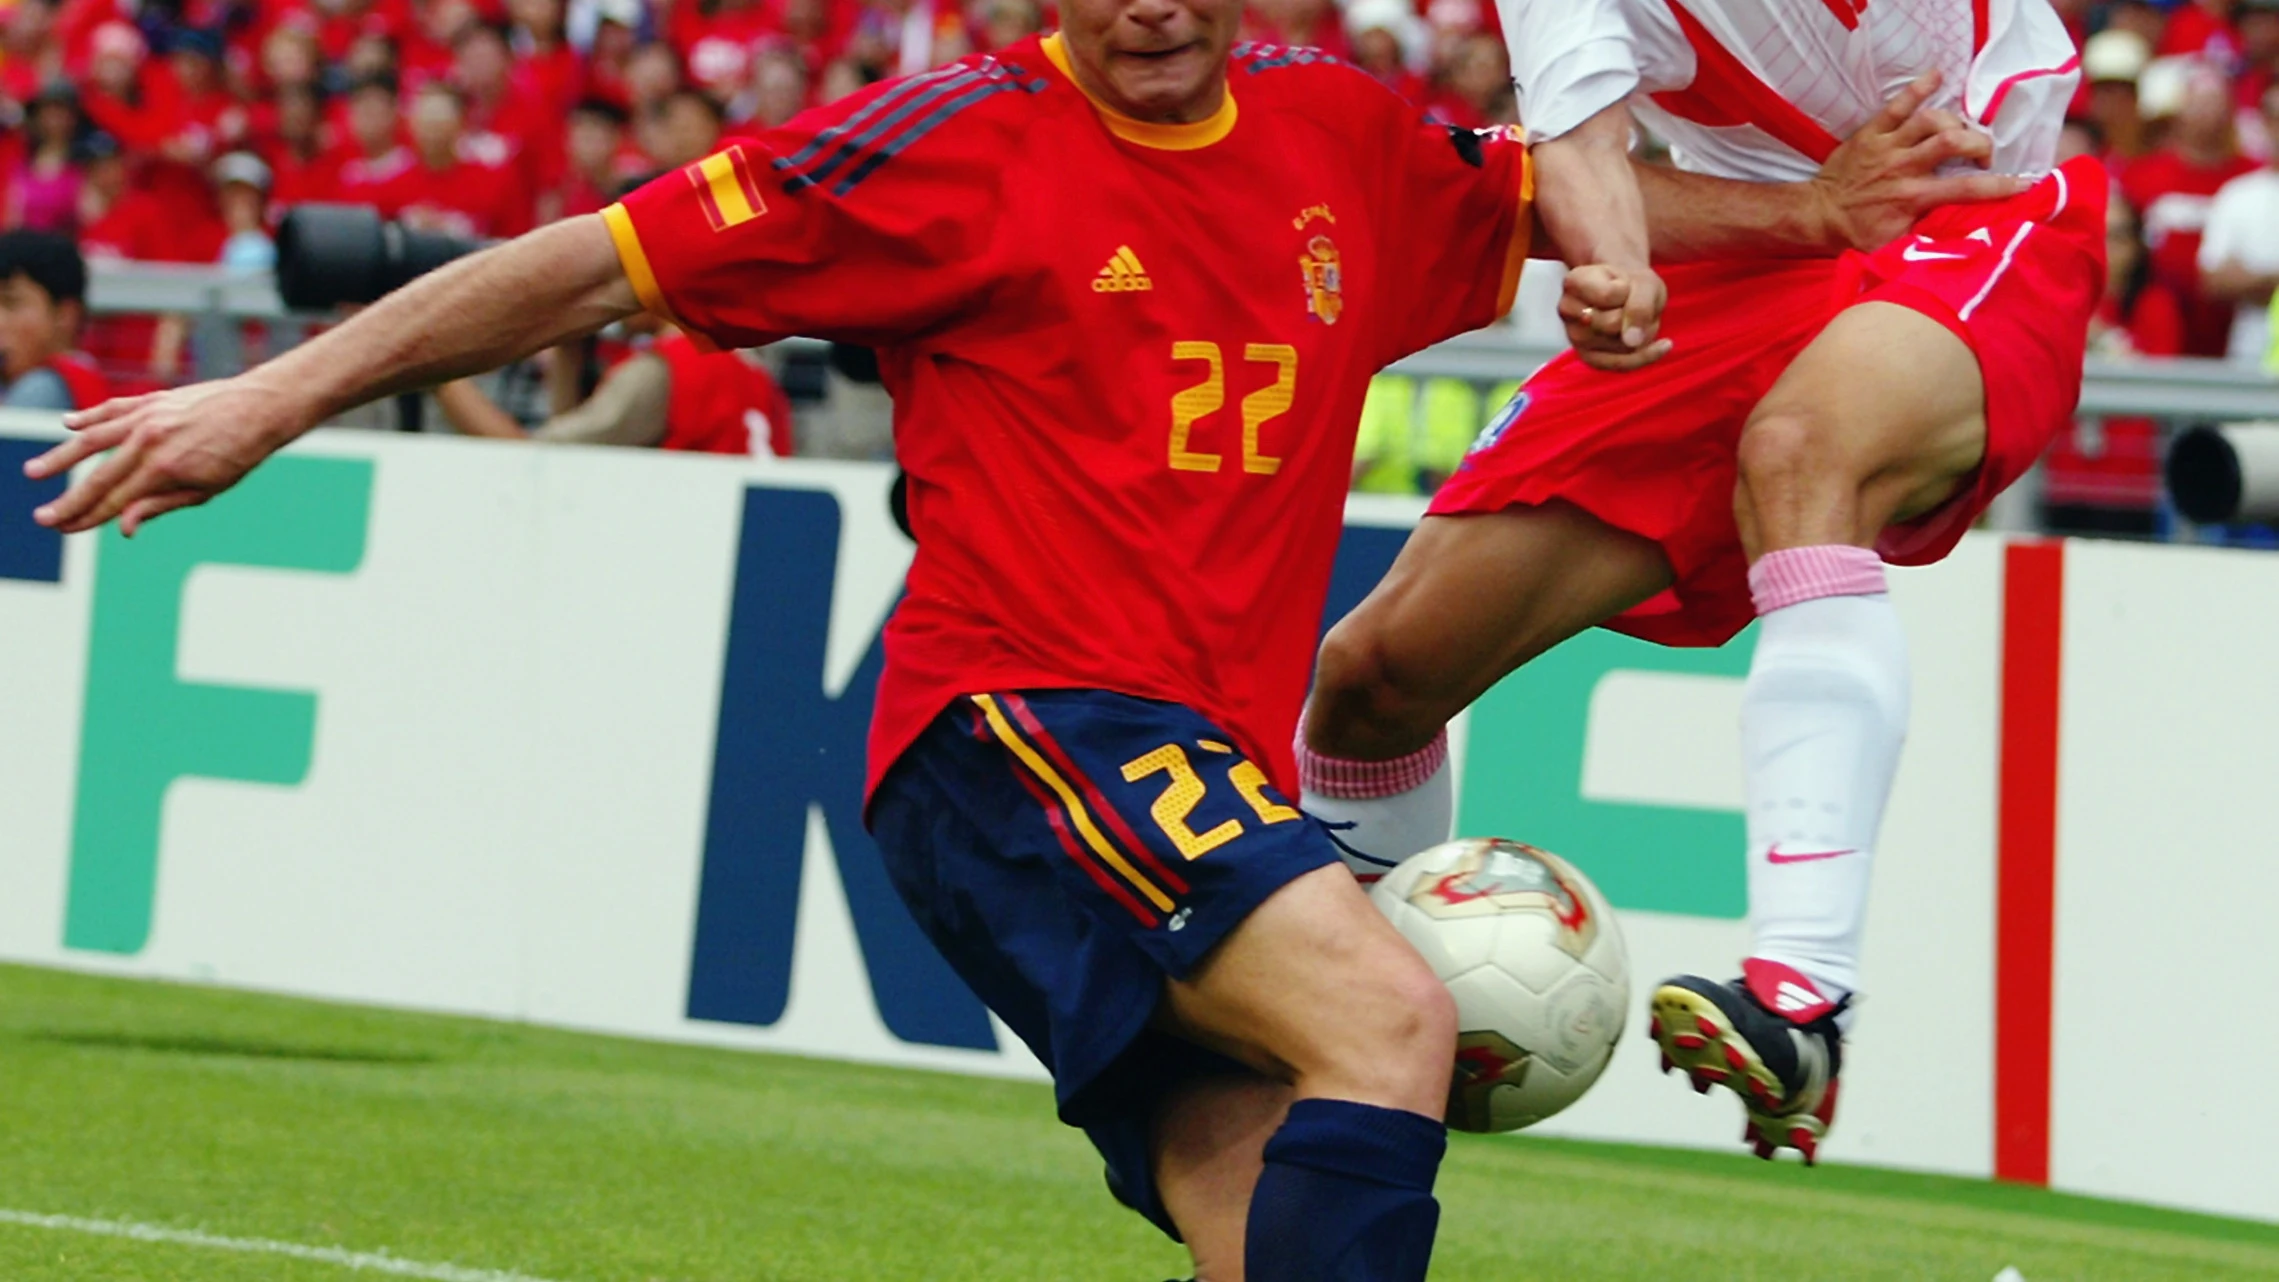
[1648, 958, 1847, 1164]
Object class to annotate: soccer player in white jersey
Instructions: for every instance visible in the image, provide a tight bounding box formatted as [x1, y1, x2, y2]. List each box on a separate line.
[1299, 0, 2098, 1162]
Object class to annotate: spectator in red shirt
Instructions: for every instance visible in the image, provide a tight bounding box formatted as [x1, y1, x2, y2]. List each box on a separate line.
[2108, 0, 2170, 47]
[455, 20, 555, 154]
[0, 0, 66, 105]
[258, 22, 325, 98]
[576, 0, 644, 109]
[672, 0, 773, 77]
[2239, 0, 2279, 156]
[535, 97, 631, 223]
[508, 0, 581, 118]
[2044, 195, 2186, 535]
[1243, 0, 1347, 58]
[680, 0, 768, 98]
[333, 73, 414, 207]
[9, 83, 88, 234]
[391, 81, 516, 236]
[263, 82, 340, 206]
[1425, 31, 1512, 130]
[640, 85, 722, 169]
[2081, 28, 2152, 161]
[341, 29, 402, 85]
[74, 134, 189, 382]
[620, 39, 682, 127]
[309, 0, 412, 64]
[1343, 0, 1428, 107]
[78, 21, 160, 149]
[155, 27, 250, 165]
[75, 135, 161, 259]
[2121, 62, 2258, 355]
[717, 38, 798, 127]
[2162, 0, 2245, 66]
[399, 0, 474, 89]
[452, 19, 549, 228]
[973, 0, 1042, 53]
[817, 55, 871, 104]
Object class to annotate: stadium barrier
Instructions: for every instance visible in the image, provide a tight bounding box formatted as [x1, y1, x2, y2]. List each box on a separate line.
[1, 413, 2275, 1225]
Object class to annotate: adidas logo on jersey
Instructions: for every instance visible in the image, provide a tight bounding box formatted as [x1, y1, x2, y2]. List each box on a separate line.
[1093, 246, 1154, 292]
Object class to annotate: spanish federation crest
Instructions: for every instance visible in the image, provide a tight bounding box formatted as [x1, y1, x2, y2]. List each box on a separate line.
[1299, 234, 1343, 325]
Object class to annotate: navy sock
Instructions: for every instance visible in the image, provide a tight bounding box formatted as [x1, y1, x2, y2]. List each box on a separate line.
[1244, 1098, 1447, 1282]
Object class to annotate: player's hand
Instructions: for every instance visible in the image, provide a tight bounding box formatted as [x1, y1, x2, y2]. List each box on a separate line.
[1813, 69, 2032, 253]
[1560, 264, 1672, 372]
[23, 376, 314, 536]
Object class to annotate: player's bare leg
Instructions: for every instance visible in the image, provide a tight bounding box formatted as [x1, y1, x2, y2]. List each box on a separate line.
[1300, 503, 1672, 878]
[1151, 1072, 1289, 1281]
[1653, 300, 1985, 1162]
[1153, 863, 1457, 1282]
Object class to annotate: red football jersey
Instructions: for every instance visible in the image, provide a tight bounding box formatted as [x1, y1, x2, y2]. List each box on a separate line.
[607, 35, 1531, 799]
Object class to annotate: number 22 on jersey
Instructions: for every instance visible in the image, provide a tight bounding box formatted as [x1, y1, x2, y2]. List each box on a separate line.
[1169, 341, 1298, 476]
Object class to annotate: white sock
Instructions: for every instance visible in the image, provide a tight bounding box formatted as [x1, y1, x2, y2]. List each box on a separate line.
[1296, 728, 1453, 884]
[1741, 545, 1909, 1022]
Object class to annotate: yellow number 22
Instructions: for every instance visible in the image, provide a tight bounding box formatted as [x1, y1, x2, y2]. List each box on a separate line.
[1121, 741, 1303, 861]
[1168, 341, 1298, 476]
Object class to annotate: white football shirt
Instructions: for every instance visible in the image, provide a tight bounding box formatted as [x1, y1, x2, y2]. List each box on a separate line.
[1498, 0, 2081, 182]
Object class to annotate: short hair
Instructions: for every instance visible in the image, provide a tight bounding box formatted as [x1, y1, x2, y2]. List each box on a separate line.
[413, 80, 469, 111]
[347, 71, 400, 99]
[662, 87, 725, 124]
[0, 231, 88, 307]
[453, 18, 513, 51]
[569, 96, 631, 128]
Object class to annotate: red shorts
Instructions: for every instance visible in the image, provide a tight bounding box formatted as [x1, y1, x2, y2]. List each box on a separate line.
[1432, 155, 2108, 648]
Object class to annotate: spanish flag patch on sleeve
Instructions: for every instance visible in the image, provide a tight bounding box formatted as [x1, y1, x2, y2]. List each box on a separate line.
[687, 144, 768, 231]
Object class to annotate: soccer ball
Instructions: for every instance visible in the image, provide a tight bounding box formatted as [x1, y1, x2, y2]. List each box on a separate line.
[1370, 837, 1630, 1133]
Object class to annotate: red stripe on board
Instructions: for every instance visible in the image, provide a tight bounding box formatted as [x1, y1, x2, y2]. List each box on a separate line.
[1002, 693, 1193, 896]
[1995, 540, 2063, 1186]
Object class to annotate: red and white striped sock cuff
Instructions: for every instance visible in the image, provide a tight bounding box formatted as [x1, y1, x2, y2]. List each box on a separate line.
[1748, 544, 1887, 615]
[1296, 728, 1449, 800]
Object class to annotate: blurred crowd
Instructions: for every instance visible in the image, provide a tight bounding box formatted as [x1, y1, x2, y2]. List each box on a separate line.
[0, 0, 2268, 519]
[0, 0, 1520, 266]
[0, 0, 1528, 392]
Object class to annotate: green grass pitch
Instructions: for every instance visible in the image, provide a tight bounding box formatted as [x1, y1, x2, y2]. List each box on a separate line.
[3, 962, 2274, 1281]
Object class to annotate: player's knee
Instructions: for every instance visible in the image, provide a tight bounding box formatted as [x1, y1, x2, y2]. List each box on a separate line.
[1736, 407, 1850, 506]
[1310, 617, 1448, 759]
[1308, 944, 1457, 1109]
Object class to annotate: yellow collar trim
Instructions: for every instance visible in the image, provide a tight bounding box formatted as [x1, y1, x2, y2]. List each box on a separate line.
[1041, 33, 1237, 150]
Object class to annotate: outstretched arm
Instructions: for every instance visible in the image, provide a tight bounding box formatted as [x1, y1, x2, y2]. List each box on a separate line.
[27, 214, 641, 535]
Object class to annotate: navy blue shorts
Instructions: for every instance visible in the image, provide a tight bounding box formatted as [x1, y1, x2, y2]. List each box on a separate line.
[868, 689, 1340, 1239]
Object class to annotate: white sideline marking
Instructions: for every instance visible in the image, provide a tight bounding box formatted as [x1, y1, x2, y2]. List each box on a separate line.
[0, 1208, 567, 1281]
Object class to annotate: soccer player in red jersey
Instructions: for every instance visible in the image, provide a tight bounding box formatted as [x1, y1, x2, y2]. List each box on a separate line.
[28, 0, 1967, 1270]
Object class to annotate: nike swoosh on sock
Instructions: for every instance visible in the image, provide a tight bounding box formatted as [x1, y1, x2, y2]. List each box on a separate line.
[1765, 845, 1857, 864]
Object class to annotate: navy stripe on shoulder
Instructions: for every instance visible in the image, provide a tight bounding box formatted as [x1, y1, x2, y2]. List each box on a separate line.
[774, 55, 1046, 196]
